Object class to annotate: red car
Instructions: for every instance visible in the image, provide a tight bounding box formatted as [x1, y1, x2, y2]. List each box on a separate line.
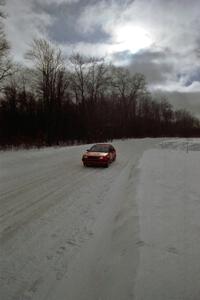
[82, 143, 116, 167]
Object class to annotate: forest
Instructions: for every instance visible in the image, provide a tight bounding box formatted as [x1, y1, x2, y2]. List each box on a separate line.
[0, 10, 199, 148]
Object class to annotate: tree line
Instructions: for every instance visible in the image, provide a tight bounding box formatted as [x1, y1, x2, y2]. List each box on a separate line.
[0, 14, 199, 147]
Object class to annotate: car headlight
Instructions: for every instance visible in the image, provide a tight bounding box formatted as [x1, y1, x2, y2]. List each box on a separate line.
[99, 155, 109, 160]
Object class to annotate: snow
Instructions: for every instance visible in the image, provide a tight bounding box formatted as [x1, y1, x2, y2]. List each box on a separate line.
[135, 146, 200, 300]
[1, 138, 200, 300]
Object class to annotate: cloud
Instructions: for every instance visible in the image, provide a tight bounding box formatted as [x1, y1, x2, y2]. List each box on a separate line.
[3, 0, 200, 117]
[59, 41, 112, 58]
[75, 0, 200, 93]
[111, 48, 175, 84]
[5, 0, 53, 61]
[35, 0, 79, 4]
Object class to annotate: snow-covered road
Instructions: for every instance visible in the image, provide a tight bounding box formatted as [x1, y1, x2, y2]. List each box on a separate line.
[1, 138, 200, 300]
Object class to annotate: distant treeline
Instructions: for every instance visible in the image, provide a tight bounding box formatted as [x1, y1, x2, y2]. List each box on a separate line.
[0, 38, 200, 148]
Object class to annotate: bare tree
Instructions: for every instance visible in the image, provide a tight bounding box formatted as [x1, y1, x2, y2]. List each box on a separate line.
[26, 39, 66, 103]
[70, 53, 111, 103]
[86, 57, 109, 103]
[25, 38, 68, 144]
[0, 2, 12, 89]
[68, 53, 90, 105]
[110, 66, 132, 99]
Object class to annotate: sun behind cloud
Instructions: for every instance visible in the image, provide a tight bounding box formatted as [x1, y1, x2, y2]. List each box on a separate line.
[110, 24, 153, 54]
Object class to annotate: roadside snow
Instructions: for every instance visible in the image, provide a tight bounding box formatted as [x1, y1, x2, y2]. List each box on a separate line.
[135, 143, 200, 300]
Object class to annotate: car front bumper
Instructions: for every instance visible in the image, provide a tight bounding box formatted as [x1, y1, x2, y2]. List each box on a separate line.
[82, 158, 109, 166]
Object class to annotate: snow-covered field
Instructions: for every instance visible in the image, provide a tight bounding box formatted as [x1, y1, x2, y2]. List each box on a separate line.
[1, 138, 200, 300]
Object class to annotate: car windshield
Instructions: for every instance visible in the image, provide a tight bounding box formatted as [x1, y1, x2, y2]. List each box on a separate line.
[89, 145, 109, 152]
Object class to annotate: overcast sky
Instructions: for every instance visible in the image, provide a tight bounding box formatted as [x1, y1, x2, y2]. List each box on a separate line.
[4, 0, 200, 116]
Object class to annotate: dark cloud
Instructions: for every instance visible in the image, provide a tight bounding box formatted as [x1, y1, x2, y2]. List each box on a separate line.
[52, 24, 111, 44]
[184, 69, 200, 87]
[112, 49, 175, 85]
[31, 0, 134, 44]
[31, 0, 112, 44]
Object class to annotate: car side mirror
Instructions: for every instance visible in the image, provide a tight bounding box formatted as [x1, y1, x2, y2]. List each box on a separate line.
[86, 149, 90, 152]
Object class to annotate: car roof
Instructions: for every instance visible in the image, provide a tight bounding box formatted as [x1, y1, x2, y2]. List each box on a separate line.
[94, 143, 112, 146]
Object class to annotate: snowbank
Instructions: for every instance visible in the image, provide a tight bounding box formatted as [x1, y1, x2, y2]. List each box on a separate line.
[135, 142, 200, 300]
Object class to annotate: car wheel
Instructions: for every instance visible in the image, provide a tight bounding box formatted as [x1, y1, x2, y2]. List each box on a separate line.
[83, 163, 87, 167]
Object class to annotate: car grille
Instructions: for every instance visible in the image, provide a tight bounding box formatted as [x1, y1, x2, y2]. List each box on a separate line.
[87, 156, 100, 160]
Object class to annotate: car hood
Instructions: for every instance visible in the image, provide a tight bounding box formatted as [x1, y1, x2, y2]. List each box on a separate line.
[84, 152, 108, 156]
